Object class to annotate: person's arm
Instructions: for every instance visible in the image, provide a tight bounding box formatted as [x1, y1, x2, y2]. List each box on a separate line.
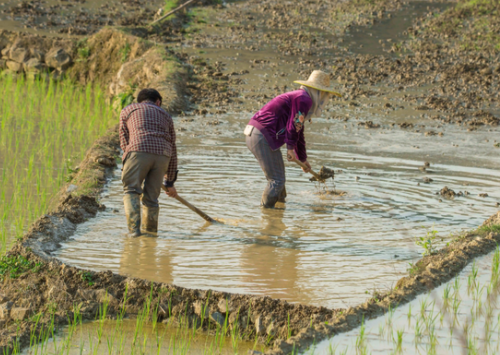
[119, 109, 130, 152]
[164, 116, 178, 197]
[285, 96, 311, 163]
[295, 126, 307, 162]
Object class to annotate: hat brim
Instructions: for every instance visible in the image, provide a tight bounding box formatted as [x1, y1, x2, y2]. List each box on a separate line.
[294, 81, 342, 97]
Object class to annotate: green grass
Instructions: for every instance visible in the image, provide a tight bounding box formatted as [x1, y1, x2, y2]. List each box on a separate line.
[0, 254, 42, 281]
[0, 74, 117, 257]
[478, 224, 500, 234]
[164, 0, 180, 13]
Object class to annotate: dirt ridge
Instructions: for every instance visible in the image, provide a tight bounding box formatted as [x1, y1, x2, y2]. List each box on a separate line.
[1, 126, 499, 354]
[1, 1, 500, 353]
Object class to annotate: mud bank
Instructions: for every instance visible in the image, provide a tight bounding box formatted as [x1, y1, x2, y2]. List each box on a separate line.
[1, 126, 499, 355]
[1, 1, 500, 354]
[0, 26, 188, 113]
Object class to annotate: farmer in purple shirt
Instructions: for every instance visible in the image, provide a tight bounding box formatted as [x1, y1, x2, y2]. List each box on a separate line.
[245, 70, 342, 208]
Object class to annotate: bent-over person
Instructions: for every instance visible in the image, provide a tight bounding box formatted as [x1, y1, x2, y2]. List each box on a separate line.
[119, 88, 178, 237]
[245, 70, 341, 208]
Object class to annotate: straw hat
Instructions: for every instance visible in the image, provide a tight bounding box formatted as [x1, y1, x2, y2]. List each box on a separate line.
[294, 70, 342, 97]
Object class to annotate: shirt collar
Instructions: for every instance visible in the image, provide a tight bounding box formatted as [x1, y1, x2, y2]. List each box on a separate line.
[142, 101, 168, 115]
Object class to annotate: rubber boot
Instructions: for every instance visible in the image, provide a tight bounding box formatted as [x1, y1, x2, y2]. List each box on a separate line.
[123, 194, 141, 237]
[278, 186, 287, 203]
[141, 205, 159, 235]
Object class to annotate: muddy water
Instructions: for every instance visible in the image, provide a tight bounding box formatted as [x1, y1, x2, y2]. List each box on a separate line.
[55, 109, 500, 310]
[314, 250, 500, 354]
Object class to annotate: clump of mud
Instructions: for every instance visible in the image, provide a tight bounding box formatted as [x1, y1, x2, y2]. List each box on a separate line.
[439, 186, 466, 199]
[440, 186, 456, 198]
[310, 166, 335, 182]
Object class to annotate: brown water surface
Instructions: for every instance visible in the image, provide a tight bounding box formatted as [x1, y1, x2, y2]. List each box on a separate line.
[55, 110, 500, 309]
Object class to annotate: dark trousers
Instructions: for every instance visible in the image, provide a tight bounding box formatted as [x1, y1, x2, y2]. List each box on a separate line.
[246, 128, 286, 208]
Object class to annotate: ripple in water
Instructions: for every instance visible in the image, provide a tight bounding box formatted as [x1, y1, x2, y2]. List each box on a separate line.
[55, 113, 500, 309]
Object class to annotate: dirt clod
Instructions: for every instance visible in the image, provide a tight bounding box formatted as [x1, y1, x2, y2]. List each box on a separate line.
[440, 186, 456, 199]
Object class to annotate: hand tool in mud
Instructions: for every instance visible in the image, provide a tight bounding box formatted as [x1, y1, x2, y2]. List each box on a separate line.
[161, 185, 215, 223]
[287, 154, 335, 183]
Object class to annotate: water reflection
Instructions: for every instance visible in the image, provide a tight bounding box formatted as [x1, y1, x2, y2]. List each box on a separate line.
[238, 208, 306, 302]
[120, 235, 173, 285]
[55, 112, 500, 309]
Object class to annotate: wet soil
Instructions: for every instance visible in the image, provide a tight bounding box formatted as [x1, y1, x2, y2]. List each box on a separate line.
[1, 0, 500, 354]
[159, 0, 500, 139]
[0, 0, 164, 35]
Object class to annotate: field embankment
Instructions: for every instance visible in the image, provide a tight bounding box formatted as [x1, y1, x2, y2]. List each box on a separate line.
[0, 0, 500, 354]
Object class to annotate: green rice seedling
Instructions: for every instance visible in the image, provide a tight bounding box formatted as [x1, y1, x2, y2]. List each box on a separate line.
[407, 304, 412, 326]
[419, 298, 429, 318]
[0, 74, 116, 256]
[230, 309, 241, 354]
[443, 284, 452, 308]
[355, 316, 367, 353]
[393, 328, 404, 353]
[378, 323, 385, 338]
[427, 325, 437, 355]
[414, 317, 422, 348]
[491, 248, 500, 288]
[327, 343, 338, 355]
[453, 297, 461, 318]
[453, 277, 461, 297]
[448, 326, 454, 349]
[467, 333, 478, 355]
[385, 303, 396, 331]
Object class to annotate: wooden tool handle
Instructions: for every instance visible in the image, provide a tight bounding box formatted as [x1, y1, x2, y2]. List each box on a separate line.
[288, 155, 323, 182]
[161, 186, 215, 223]
[151, 0, 199, 25]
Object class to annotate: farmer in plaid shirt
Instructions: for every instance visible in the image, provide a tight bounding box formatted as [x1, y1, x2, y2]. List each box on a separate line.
[120, 88, 178, 237]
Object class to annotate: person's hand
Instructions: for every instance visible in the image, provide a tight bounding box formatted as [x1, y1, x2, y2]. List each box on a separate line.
[165, 187, 178, 198]
[301, 161, 312, 173]
[287, 149, 296, 161]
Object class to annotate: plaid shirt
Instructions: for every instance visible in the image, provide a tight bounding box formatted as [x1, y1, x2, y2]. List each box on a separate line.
[119, 102, 178, 184]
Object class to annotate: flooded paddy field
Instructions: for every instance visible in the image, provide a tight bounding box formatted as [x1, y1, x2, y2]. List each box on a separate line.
[21, 318, 259, 355]
[1, 0, 499, 353]
[55, 109, 500, 310]
[314, 248, 500, 354]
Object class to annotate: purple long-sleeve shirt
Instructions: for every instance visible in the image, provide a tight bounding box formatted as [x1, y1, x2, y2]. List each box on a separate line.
[248, 89, 312, 162]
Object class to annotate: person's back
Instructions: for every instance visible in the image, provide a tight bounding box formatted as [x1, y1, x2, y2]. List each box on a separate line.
[119, 88, 178, 237]
[120, 102, 176, 161]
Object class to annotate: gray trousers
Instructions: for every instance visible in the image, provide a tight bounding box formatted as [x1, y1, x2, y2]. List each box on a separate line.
[122, 151, 171, 208]
[246, 128, 286, 208]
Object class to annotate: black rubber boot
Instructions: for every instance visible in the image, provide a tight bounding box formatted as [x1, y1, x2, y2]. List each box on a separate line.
[278, 186, 287, 203]
[123, 194, 141, 237]
[141, 205, 159, 235]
